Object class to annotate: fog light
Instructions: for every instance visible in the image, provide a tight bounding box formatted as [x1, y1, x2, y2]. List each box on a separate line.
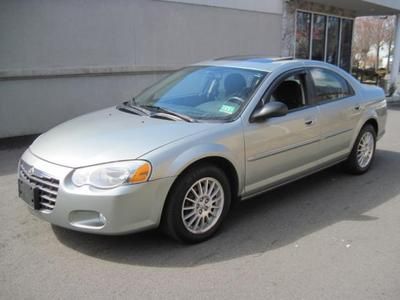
[69, 210, 106, 229]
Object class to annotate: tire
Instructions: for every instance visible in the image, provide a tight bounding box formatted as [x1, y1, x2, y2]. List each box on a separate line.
[344, 124, 376, 174]
[161, 164, 231, 243]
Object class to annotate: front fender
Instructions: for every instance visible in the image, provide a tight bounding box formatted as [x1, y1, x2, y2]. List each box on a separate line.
[141, 127, 246, 195]
[169, 143, 242, 178]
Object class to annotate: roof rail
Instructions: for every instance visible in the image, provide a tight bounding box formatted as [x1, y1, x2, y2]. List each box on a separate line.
[270, 56, 294, 61]
[214, 55, 294, 62]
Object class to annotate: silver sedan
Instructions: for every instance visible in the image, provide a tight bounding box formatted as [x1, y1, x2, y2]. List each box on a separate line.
[18, 57, 387, 243]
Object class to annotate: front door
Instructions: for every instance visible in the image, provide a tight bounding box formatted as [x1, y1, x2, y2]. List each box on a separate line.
[243, 70, 321, 196]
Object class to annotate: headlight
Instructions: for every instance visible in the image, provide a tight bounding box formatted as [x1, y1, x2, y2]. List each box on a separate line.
[71, 160, 152, 189]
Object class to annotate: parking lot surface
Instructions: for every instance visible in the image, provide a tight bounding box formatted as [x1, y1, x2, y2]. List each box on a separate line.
[1, 106, 400, 299]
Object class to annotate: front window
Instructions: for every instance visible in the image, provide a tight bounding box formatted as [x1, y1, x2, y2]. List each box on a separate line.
[132, 66, 268, 121]
[269, 73, 307, 111]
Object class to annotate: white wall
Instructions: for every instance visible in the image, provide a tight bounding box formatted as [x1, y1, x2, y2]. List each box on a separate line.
[0, 0, 282, 138]
[0, 74, 165, 138]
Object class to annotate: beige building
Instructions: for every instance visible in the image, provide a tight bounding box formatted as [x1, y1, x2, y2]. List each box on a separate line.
[1, 0, 400, 138]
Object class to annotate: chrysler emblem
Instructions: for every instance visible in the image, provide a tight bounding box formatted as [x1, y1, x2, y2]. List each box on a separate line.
[28, 167, 35, 175]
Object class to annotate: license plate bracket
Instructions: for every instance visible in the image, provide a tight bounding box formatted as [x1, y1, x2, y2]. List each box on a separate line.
[18, 179, 40, 210]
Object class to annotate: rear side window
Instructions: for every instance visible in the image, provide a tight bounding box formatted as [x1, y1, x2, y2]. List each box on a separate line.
[310, 68, 353, 102]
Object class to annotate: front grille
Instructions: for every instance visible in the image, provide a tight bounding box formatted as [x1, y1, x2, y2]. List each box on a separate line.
[19, 160, 60, 211]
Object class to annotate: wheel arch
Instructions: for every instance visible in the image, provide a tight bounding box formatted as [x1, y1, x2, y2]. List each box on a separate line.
[160, 155, 241, 226]
[352, 117, 378, 148]
[169, 155, 240, 202]
[364, 118, 378, 134]
[350, 112, 379, 152]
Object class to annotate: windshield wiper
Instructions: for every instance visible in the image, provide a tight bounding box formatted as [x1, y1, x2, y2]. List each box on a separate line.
[142, 105, 196, 123]
[118, 100, 151, 116]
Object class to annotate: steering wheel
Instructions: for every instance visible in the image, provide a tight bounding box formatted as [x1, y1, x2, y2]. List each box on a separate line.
[225, 96, 245, 106]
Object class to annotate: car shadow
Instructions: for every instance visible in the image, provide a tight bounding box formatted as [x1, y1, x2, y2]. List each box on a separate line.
[52, 149, 400, 267]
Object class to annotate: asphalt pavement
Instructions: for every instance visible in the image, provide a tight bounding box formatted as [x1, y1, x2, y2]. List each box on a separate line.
[1, 106, 400, 299]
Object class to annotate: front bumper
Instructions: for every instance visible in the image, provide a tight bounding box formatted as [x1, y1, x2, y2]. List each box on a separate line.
[19, 150, 176, 235]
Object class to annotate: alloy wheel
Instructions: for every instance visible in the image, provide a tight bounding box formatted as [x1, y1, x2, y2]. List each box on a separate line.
[181, 177, 224, 234]
[356, 131, 375, 168]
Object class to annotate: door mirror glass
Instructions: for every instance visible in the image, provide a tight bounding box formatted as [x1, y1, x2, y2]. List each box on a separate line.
[250, 101, 288, 122]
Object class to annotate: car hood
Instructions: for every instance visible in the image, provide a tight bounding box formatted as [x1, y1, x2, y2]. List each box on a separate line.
[30, 107, 215, 168]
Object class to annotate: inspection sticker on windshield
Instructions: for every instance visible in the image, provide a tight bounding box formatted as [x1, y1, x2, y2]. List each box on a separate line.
[219, 105, 236, 114]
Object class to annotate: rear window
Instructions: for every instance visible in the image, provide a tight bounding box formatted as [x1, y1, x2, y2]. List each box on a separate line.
[310, 68, 353, 102]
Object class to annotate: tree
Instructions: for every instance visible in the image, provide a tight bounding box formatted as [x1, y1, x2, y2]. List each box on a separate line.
[352, 16, 395, 70]
[383, 16, 396, 70]
[353, 18, 374, 68]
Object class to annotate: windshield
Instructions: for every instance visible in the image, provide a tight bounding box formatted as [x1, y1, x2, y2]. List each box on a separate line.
[132, 66, 268, 121]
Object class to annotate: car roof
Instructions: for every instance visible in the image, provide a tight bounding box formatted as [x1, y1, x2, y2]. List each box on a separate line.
[191, 56, 361, 92]
[193, 56, 332, 73]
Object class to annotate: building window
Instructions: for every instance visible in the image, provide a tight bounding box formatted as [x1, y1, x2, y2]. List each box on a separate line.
[295, 10, 354, 71]
[295, 11, 312, 59]
[326, 16, 340, 65]
[312, 14, 327, 61]
[339, 18, 354, 71]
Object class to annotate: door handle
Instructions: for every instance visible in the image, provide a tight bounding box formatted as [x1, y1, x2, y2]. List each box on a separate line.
[353, 105, 361, 111]
[305, 119, 315, 126]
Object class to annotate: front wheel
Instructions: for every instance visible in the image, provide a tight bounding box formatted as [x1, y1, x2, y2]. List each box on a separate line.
[161, 164, 231, 243]
[344, 124, 376, 174]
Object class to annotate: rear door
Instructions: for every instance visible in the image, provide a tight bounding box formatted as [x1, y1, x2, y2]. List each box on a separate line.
[243, 69, 321, 195]
[308, 67, 360, 162]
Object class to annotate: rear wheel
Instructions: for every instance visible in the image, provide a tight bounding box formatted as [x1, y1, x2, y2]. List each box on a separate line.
[162, 164, 231, 243]
[344, 124, 376, 174]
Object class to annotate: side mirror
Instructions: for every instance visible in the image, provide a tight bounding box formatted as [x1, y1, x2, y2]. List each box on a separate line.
[250, 101, 288, 122]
